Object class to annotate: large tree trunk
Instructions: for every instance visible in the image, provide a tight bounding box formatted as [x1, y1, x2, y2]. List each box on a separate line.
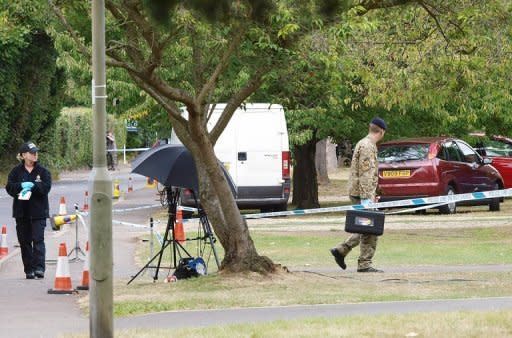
[181, 120, 276, 274]
[315, 139, 330, 185]
[292, 138, 320, 209]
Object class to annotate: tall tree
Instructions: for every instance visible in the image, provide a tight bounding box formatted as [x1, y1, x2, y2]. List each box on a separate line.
[266, 1, 512, 208]
[0, 1, 65, 159]
[49, 0, 483, 273]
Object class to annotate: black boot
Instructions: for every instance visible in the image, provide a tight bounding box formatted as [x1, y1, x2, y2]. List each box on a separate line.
[330, 248, 346, 270]
[357, 267, 383, 273]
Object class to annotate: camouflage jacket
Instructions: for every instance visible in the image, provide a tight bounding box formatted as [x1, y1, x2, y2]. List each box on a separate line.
[347, 135, 378, 200]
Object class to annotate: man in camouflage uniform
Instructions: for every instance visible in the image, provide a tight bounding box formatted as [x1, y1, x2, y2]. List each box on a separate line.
[330, 117, 387, 272]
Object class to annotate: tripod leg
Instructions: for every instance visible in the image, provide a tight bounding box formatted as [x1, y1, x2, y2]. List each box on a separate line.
[127, 239, 173, 285]
[200, 213, 220, 268]
[153, 213, 174, 281]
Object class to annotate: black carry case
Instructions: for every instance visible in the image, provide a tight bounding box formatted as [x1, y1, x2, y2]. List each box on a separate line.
[345, 209, 385, 236]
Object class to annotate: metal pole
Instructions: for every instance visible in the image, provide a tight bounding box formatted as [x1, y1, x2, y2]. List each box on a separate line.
[150, 217, 154, 259]
[90, 1, 113, 337]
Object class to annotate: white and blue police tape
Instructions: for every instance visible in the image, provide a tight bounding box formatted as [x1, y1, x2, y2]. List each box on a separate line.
[111, 188, 512, 224]
[241, 188, 512, 219]
[112, 204, 161, 213]
[242, 188, 512, 219]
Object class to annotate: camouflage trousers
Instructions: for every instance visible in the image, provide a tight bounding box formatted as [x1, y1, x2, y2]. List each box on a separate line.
[335, 233, 378, 270]
[335, 196, 378, 270]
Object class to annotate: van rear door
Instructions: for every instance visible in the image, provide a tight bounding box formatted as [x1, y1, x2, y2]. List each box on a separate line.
[236, 108, 285, 188]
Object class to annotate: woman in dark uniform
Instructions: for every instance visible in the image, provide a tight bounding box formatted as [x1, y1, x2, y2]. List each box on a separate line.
[5, 142, 52, 279]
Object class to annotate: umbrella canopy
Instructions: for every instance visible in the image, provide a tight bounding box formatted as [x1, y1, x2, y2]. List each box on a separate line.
[131, 144, 237, 196]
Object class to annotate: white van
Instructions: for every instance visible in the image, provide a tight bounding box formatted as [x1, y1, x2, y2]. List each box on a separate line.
[170, 103, 291, 212]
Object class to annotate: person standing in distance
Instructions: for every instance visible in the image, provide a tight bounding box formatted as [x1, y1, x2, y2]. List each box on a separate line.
[5, 142, 52, 279]
[106, 130, 117, 171]
[330, 117, 386, 273]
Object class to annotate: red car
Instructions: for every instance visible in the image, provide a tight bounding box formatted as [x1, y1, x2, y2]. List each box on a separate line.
[377, 137, 503, 213]
[474, 136, 512, 188]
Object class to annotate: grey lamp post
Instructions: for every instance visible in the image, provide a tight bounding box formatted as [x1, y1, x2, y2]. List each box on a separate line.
[90, 0, 113, 336]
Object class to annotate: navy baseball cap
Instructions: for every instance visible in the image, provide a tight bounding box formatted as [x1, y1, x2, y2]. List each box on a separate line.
[370, 117, 387, 130]
[19, 142, 39, 154]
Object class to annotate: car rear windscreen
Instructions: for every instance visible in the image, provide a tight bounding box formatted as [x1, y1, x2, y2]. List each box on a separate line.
[484, 140, 512, 157]
[378, 144, 429, 162]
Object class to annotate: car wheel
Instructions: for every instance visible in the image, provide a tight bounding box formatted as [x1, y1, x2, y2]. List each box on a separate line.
[260, 204, 288, 213]
[439, 186, 456, 214]
[489, 183, 500, 212]
[274, 203, 288, 212]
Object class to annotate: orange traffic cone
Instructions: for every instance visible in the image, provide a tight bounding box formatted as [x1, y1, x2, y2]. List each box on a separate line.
[128, 176, 134, 193]
[48, 243, 75, 294]
[83, 191, 89, 211]
[58, 197, 67, 215]
[77, 241, 89, 290]
[0, 225, 8, 258]
[175, 209, 186, 244]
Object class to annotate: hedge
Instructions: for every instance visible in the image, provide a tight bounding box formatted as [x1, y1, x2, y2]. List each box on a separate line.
[41, 107, 126, 170]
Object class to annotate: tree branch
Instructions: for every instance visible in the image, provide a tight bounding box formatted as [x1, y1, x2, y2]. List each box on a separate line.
[147, 74, 196, 108]
[129, 74, 187, 127]
[191, 28, 204, 96]
[418, 1, 450, 46]
[197, 28, 245, 106]
[48, 0, 91, 63]
[105, 50, 140, 74]
[209, 66, 269, 144]
[123, 0, 165, 74]
[359, 0, 417, 13]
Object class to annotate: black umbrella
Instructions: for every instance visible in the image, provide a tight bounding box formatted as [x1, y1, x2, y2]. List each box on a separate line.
[131, 144, 237, 196]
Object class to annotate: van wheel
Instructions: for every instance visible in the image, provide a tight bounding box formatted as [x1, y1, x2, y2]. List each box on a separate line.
[439, 186, 456, 214]
[489, 183, 500, 212]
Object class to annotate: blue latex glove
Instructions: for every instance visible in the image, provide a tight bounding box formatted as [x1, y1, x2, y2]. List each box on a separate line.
[361, 199, 372, 206]
[21, 182, 34, 190]
[19, 187, 32, 200]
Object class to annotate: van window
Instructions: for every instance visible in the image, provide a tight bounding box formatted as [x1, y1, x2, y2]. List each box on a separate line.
[378, 144, 429, 162]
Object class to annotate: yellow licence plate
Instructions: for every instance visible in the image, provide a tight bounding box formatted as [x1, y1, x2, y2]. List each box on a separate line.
[382, 170, 411, 178]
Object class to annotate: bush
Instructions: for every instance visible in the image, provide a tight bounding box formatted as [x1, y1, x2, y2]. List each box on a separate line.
[41, 107, 126, 171]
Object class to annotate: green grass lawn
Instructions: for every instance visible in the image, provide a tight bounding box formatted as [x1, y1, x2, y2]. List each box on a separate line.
[66, 310, 512, 337]
[92, 226, 512, 317]
[106, 270, 512, 316]
[253, 226, 512, 268]
[137, 225, 512, 271]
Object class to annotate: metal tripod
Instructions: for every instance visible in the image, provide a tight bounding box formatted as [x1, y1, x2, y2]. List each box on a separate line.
[68, 204, 86, 263]
[127, 187, 219, 284]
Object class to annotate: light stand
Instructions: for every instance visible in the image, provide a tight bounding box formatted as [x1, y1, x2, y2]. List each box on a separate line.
[128, 187, 193, 284]
[68, 203, 86, 263]
[127, 187, 221, 284]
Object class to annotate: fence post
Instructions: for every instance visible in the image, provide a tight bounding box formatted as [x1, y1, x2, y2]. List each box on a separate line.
[123, 144, 127, 164]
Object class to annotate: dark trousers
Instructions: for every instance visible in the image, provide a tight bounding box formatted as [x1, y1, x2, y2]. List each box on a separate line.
[16, 218, 46, 274]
